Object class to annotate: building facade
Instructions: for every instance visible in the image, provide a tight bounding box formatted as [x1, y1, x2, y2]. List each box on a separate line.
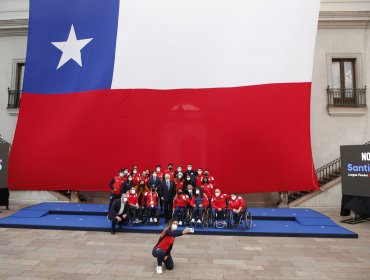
[0, 1, 369, 202]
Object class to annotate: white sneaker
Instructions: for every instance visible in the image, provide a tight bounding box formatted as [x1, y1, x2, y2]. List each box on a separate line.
[191, 218, 195, 223]
[156, 266, 163, 274]
[154, 218, 158, 223]
[178, 221, 182, 226]
[197, 219, 202, 223]
[150, 218, 153, 223]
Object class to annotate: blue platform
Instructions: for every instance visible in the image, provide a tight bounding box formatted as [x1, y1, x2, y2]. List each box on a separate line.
[0, 203, 358, 238]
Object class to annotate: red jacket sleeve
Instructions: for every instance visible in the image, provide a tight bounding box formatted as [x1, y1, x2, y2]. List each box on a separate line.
[173, 197, 177, 209]
[239, 197, 245, 209]
[202, 195, 208, 207]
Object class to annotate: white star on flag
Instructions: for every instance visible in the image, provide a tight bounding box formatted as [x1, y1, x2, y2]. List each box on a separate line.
[51, 24, 93, 70]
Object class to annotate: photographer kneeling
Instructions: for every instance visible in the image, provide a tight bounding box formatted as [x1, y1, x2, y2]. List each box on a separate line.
[152, 220, 191, 274]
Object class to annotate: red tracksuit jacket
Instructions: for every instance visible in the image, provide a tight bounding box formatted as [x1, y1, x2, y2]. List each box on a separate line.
[201, 183, 214, 198]
[144, 191, 159, 207]
[127, 193, 139, 206]
[173, 194, 190, 208]
[228, 196, 245, 210]
[111, 176, 124, 195]
[211, 194, 230, 209]
[174, 179, 184, 192]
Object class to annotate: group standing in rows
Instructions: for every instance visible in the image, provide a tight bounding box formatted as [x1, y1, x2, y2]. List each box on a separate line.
[108, 163, 246, 234]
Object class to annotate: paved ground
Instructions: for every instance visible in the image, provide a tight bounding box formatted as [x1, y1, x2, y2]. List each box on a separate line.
[0, 205, 369, 280]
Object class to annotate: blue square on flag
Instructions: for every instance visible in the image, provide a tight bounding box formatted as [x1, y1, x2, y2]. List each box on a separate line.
[23, 0, 119, 94]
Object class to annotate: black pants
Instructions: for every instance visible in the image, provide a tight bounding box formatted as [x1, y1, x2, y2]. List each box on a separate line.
[129, 205, 142, 220]
[160, 198, 164, 212]
[108, 193, 121, 213]
[163, 200, 173, 222]
[148, 206, 158, 218]
[212, 208, 227, 220]
[111, 214, 127, 232]
[152, 248, 174, 269]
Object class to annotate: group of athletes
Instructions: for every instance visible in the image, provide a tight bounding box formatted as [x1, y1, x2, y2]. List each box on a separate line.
[108, 163, 247, 232]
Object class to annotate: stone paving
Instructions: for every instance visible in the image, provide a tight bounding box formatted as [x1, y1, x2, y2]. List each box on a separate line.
[0, 205, 369, 280]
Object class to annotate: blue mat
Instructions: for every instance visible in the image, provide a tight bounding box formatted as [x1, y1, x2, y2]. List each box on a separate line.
[0, 203, 357, 238]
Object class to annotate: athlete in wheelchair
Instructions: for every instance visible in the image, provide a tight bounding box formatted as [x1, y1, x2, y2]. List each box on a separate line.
[127, 187, 143, 225]
[227, 194, 252, 230]
[172, 189, 190, 225]
[211, 189, 230, 228]
[142, 186, 160, 224]
[190, 188, 209, 226]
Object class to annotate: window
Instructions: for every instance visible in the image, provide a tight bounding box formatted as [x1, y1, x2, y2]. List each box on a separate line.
[15, 62, 25, 91]
[8, 60, 25, 109]
[332, 59, 356, 98]
[326, 54, 366, 113]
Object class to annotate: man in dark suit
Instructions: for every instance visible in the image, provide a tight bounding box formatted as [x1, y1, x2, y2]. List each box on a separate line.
[109, 193, 129, 234]
[159, 174, 176, 223]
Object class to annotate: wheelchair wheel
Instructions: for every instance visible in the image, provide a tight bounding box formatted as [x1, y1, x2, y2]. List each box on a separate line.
[202, 208, 210, 228]
[245, 211, 252, 229]
[227, 212, 234, 229]
[240, 210, 252, 230]
[184, 208, 192, 226]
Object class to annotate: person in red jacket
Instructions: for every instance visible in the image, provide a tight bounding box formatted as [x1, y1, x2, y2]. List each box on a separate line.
[163, 163, 175, 180]
[201, 170, 216, 186]
[121, 167, 129, 181]
[152, 220, 191, 274]
[127, 187, 142, 223]
[201, 177, 214, 206]
[131, 167, 141, 185]
[155, 165, 164, 180]
[190, 188, 208, 223]
[228, 194, 246, 225]
[211, 189, 230, 221]
[174, 172, 185, 192]
[143, 187, 159, 223]
[140, 170, 149, 185]
[196, 168, 203, 187]
[172, 189, 190, 225]
[108, 170, 125, 214]
[136, 180, 150, 208]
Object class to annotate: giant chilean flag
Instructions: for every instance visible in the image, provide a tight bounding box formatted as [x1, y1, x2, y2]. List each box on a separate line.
[9, 0, 321, 193]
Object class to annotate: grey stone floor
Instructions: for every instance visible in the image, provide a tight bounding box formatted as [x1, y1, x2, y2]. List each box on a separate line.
[0, 205, 369, 280]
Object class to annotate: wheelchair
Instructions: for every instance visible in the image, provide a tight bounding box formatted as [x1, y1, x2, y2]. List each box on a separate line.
[227, 208, 252, 230]
[126, 205, 144, 226]
[143, 205, 161, 225]
[189, 206, 212, 229]
[172, 206, 189, 226]
[211, 208, 228, 229]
